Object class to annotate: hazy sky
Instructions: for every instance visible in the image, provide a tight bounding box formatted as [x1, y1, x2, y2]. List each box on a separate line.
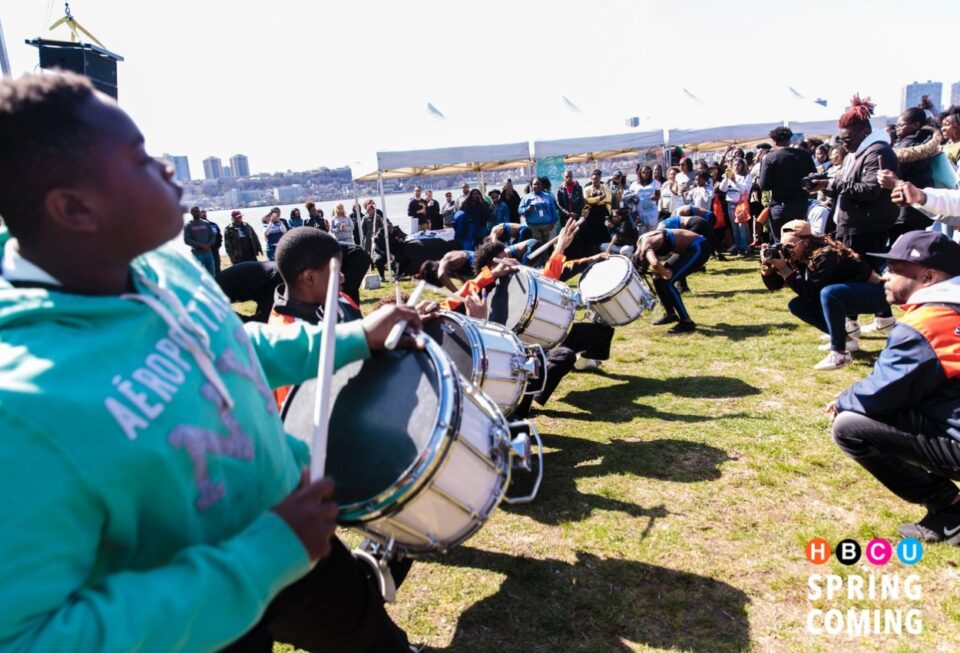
[4, 0, 959, 176]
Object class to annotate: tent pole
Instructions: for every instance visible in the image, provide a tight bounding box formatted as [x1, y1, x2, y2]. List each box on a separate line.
[377, 170, 400, 299]
[479, 169, 485, 195]
[0, 18, 11, 77]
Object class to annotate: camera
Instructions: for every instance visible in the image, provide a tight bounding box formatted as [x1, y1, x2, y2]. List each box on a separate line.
[761, 243, 784, 261]
[801, 172, 828, 191]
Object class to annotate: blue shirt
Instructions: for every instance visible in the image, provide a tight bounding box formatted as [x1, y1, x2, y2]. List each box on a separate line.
[518, 192, 559, 226]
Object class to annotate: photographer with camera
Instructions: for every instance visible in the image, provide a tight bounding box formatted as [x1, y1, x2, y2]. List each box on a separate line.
[760, 220, 889, 370]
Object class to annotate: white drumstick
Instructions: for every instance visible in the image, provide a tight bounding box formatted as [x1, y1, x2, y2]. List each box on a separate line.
[311, 256, 341, 481]
[384, 279, 426, 350]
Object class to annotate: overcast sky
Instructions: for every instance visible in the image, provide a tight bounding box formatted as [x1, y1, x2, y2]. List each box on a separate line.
[4, 0, 959, 175]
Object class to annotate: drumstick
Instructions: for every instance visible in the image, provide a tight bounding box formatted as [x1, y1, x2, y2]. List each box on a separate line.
[423, 282, 468, 302]
[528, 215, 587, 260]
[384, 279, 425, 350]
[604, 234, 618, 254]
[311, 256, 341, 481]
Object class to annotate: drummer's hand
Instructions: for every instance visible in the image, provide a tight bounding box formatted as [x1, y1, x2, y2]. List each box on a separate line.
[490, 259, 519, 279]
[657, 266, 673, 280]
[556, 219, 579, 254]
[272, 469, 338, 562]
[415, 299, 441, 319]
[464, 293, 486, 319]
[362, 304, 424, 351]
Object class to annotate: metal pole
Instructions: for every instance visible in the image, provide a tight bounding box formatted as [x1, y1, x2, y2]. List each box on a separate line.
[376, 169, 400, 298]
[0, 18, 12, 77]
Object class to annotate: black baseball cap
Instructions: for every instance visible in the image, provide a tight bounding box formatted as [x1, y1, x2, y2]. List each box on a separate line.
[870, 231, 960, 276]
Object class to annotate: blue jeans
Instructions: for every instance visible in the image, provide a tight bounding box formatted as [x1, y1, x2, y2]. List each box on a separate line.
[768, 201, 807, 243]
[192, 250, 215, 275]
[728, 201, 749, 253]
[787, 282, 889, 351]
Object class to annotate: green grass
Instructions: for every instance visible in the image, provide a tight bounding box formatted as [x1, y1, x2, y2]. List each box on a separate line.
[266, 257, 960, 652]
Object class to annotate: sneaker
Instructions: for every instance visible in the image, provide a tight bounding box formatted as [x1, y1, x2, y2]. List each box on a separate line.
[813, 350, 852, 370]
[862, 315, 896, 334]
[574, 355, 601, 371]
[652, 313, 679, 326]
[818, 338, 859, 353]
[845, 319, 861, 340]
[668, 319, 696, 334]
[898, 507, 960, 544]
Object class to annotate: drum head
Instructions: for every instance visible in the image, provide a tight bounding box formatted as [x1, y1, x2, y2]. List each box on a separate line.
[423, 314, 476, 383]
[282, 350, 441, 508]
[579, 256, 631, 301]
[488, 271, 532, 332]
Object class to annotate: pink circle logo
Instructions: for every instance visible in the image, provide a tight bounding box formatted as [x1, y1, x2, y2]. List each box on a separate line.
[865, 538, 893, 565]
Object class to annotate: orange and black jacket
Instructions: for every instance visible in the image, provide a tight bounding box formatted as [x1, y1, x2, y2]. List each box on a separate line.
[837, 280, 960, 441]
[269, 285, 363, 409]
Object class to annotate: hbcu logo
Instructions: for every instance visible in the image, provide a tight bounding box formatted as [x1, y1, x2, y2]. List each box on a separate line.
[805, 537, 923, 566]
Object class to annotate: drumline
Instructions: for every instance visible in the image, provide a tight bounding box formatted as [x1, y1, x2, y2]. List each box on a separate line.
[279, 253, 658, 599]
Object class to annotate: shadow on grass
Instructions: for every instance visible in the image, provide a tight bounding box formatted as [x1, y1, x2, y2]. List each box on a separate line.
[694, 287, 771, 299]
[534, 374, 760, 423]
[695, 321, 799, 340]
[503, 435, 732, 526]
[436, 547, 750, 653]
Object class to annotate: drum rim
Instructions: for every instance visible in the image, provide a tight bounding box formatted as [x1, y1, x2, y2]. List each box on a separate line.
[281, 336, 464, 524]
[497, 268, 538, 335]
[355, 380, 514, 555]
[578, 255, 635, 303]
[436, 310, 487, 390]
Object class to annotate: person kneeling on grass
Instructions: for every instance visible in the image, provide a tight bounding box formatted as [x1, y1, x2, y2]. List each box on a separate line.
[829, 230, 960, 544]
[760, 220, 888, 370]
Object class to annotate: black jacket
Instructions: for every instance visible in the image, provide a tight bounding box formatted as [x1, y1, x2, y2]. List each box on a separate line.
[762, 243, 875, 301]
[223, 221, 263, 264]
[825, 138, 899, 236]
[758, 147, 817, 203]
[894, 129, 936, 230]
[556, 182, 585, 219]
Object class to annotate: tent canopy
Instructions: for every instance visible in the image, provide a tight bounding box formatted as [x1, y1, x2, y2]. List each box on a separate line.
[667, 122, 782, 152]
[533, 130, 664, 163]
[354, 141, 530, 182]
[788, 116, 892, 139]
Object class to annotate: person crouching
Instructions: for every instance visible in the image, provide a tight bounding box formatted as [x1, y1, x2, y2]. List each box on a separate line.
[760, 220, 889, 370]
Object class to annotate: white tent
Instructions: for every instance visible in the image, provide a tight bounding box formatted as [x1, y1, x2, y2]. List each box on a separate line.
[667, 122, 783, 152]
[532, 130, 665, 163]
[353, 141, 531, 182]
[788, 116, 893, 139]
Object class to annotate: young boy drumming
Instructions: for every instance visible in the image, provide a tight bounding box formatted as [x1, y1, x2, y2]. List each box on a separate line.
[0, 72, 420, 652]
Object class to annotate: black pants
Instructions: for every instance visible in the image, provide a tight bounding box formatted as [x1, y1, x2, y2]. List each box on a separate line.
[516, 322, 614, 416]
[838, 230, 892, 318]
[222, 538, 409, 653]
[768, 201, 807, 243]
[340, 245, 373, 305]
[652, 238, 710, 322]
[833, 411, 960, 512]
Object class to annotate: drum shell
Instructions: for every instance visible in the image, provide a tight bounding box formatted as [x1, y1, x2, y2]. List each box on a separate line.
[579, 256, 656, 326]
[489, 268, 577, 349]
[427, 312, 531, 417]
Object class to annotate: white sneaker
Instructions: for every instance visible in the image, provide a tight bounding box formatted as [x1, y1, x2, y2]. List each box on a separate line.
[845, 319, 861, 339]
[861, 316, 896, 334]
[814, 350, 853, 370]
[818, 338, 859, 353]
[574, 355, 601, 371]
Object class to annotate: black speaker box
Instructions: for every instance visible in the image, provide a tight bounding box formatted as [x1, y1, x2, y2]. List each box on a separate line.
[27, 39, 123, 99]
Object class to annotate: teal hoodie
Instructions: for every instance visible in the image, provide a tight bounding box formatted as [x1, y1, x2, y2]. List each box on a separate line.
[0, 244, 370, 651]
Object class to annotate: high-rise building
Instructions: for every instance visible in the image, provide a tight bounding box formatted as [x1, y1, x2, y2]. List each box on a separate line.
[951, 82, 960, 108]
[230, 154, 250, 178]
[161, 153, 191, 182]
[203, 156, 223, 180]
[901, 81, 942, 112]
[222, 166, 233, 178]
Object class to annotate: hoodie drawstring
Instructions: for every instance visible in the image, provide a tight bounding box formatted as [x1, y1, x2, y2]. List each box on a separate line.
[122, 277, 235, 411]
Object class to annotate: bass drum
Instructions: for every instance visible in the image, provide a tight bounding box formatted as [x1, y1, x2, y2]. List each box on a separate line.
[281, 336, 541, 556]
[487, 267, 577, 349]
[423, 311, 543, 417]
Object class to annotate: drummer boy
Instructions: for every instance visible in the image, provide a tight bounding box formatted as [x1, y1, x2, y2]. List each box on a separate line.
[0, 72, 419, 651]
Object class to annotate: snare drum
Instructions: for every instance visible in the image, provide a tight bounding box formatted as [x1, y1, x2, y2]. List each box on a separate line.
[424, 312, 542, 416]
[578, 255, 657, 326]
[281, 336, 542, 556]
[487, 267, 577, 349]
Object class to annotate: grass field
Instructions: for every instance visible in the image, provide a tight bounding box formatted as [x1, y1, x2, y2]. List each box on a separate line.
[270, 256, 960, 652]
